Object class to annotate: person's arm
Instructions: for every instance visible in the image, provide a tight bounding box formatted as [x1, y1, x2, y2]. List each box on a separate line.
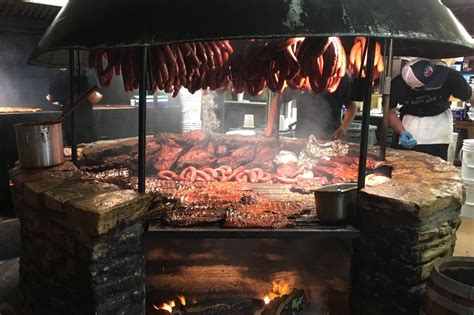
[450, 69, 473, 104]
[388, 109, 405, 135]
[468, 89, 474, 105]
[333, 102, 357, 140]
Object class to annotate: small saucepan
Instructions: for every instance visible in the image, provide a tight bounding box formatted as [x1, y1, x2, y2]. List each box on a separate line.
[15, 86, 97, 168]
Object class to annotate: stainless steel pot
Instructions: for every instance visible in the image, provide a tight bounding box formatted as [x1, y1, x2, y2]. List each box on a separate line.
[15, 121, 64, 168]
[314, 183, 357, 223]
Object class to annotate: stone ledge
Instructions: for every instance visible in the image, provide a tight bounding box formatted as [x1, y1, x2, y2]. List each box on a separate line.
[360, 149, 462, 218]
[65, 190, 150, 236]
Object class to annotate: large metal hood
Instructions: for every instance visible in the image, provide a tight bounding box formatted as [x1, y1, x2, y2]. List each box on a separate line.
[29, 0, 474, 67]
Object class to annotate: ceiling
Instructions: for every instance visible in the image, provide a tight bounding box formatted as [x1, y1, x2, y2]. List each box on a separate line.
[443, 0, 474, 35]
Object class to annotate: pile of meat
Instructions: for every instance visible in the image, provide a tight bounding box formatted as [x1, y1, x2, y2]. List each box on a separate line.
[88, 37, 383, 97]
[91, 172, 314, 228]
[84, 131, 391, 228]
[147, 130, 390, 189]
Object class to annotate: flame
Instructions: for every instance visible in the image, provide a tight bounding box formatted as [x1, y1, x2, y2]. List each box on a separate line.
[262, 279, 293, 305]
[153, 301, 174, 313]
[263, 295, 271, 305]
[177, 295, 186, 306]
[153, 296, 187, 313]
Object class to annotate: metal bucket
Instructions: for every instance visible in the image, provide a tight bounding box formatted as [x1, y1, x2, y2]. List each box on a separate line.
[15, 121, 64, 168]
[314, 183, 357, 223]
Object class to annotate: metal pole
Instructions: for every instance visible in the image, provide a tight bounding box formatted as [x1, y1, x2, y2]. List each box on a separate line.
[68, 49, 76, 161]
[138, 47, 148, 193]
[379, 39, 394, 161]
[357, 38, 376, 190]
[72, 50, 81, 163]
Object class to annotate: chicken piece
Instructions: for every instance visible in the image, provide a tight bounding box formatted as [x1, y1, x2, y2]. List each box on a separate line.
[153, 142, 184, 171]
[175, 145, 216, 171]
[276, 164, 303, 178]
[230, 145, 257, 164]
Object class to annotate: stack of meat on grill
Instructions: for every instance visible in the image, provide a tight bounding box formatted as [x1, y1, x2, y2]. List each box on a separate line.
[84, 130, 390, 228]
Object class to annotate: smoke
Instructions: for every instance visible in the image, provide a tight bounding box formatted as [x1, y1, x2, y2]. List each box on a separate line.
[0, 31, 56, 107]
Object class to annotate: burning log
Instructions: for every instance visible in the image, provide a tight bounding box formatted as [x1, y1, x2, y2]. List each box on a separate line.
[259, 289, 306, 315]
[175, 299, 263, 315]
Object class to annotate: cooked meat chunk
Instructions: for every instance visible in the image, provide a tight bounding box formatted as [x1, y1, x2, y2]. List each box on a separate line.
[153, 142, 184, 171]
[162, 207, 226, 226]
[230, 145, 257, 164]
[180, 130, 210, 147]
[175, 145, 216, 171]
[216, 156, 240, 169]
[224, 201, 310, 228]
[206, 142, 216, 155]
[253, 146, 279, 163]
[216, 144, 228, 157]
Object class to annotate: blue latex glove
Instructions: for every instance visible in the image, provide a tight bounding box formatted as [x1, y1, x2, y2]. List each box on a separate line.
[400, 131, 417, 149]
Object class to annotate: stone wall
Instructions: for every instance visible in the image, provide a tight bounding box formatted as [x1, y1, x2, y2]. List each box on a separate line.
[10, 162, 151, 315]
[352, 150, 463, 314]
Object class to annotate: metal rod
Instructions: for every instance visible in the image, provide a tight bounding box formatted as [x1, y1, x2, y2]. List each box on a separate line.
[72, 50, 80, 163]
[68, 49, 76, 161]
[357, 38, 376, 190]
[379, 39, 394, 160]
[138, 47, 148, 193]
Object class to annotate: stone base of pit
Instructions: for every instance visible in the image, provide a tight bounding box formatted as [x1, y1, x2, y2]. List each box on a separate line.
[10, 162, 151, 315]
[351, 149, 463, 314]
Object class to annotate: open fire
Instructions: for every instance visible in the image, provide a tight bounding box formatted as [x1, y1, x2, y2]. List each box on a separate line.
[152, 279, 305, 314]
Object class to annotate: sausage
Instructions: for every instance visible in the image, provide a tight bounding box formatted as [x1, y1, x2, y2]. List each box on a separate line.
[196, 42, 209, 72]
[162, 45, 177, 91]
[221, 40, 234, 55]
[179, 166, 197, 182]
[236, 172, 249, 183]
[157, 170, 179, 181]
[218, 165, 233, 176]
[202, 42, 216, 69]
[210, 41, 223, 67]
[196, 170, 213, 182]
[246, 169, 258, 183]
[202, 167, 219, 179]
[273, 175, 297, 184]
[155, 46, 170, 83]
[252, 168, 264, 182]
[260, 172, 273, 183]
[174, 45, 187, 84]
[222, 166, 245, 182]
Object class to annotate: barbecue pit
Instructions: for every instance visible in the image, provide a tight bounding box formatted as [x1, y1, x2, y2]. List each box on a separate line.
[13, 0, 473, 314]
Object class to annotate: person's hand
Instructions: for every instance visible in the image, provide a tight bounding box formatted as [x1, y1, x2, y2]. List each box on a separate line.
[333, 127, 347, 140]
[88, 91, 103, 104]
[400, 131, 417, 149]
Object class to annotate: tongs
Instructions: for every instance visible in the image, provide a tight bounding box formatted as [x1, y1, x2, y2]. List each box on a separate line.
[53, 86, 98, 124]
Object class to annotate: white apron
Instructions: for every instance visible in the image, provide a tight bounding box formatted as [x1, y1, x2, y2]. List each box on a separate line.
[401, 109, 453, 145]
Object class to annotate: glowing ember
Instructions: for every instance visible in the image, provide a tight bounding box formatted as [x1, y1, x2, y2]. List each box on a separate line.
[262, 279, 293, 304]
[263, 296, 271, 305]
[177, 295, 186, 306]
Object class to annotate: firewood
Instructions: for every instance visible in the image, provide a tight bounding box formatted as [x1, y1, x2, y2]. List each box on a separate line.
[182, 298, 263, 315]
[258, 289, 306, 315]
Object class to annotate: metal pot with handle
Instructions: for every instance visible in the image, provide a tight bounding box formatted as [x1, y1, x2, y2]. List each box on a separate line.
[14, 86, 98, 169]
[15, 121, 64, 168]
